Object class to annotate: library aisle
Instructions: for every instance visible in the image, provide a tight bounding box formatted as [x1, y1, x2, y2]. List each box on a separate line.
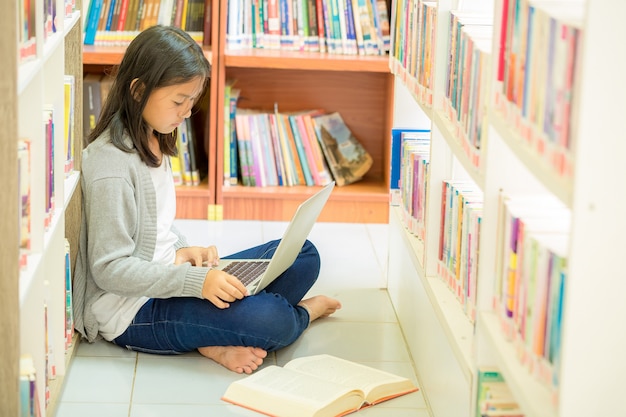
[56, 220, 431, 416]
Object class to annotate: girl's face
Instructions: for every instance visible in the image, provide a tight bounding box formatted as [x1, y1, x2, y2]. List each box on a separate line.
[142, 77, 205, 135]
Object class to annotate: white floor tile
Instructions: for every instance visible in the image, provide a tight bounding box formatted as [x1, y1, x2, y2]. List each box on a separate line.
[276, 321, 411, 364]
[130, 403, 263, 417]
[55, 403, 130, 417]
[304, 288, 398, 323]
[75, 338, 137, 358]
[59, 356, 136, 403]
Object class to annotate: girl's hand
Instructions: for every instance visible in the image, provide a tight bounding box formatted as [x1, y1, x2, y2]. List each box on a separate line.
[202, 269, 249, 309]
[175, 245, 220, 267]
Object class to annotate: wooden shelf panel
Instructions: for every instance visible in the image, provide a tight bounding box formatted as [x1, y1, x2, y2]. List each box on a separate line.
[224, 49, 391, 72]
[225, 67, 393, 184]
[175, 182, 211, 220]
[221, 180, 389, 223]
[83, 45, 214, 66]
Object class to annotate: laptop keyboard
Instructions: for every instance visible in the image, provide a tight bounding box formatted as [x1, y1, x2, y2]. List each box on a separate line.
[222, 261, 269, 286]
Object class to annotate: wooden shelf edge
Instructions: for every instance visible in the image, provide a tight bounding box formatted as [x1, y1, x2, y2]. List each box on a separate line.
[224, 49, 391, 72]
[83, 45, 214, 66]
[221, 181, 390, 223]
[221, 180, 389, 202]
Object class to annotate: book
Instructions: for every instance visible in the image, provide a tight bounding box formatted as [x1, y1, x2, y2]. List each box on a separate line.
[222, 354, 418, 417]
[312, 112, 373, 186]
[389, 128, 430, 206]
[64, 75, 76, 176]
[83, 73, 103, 139]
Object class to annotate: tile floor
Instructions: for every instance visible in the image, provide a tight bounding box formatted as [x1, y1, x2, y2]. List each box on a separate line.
[56, 220, 432, 417]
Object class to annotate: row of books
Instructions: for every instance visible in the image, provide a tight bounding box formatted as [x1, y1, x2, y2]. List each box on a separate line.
[389, 0, 437, 106]
[391, 0, 582, 181]
[389, 133, 567, 399]
[19, 75, 76, 271]
[437, 180, 483, 323]
[83, 0, 210, 46]
[225, 94, 373, 187]
[493, 193, 569, 392]
[226, 0, 391, 55]
[476, 367, 525, 417]
[397, 130, 430, 242]
[171, 118, 202, 186]
[19, 355, 42, 417]
[19, 240, 73, 417]
[442, 10, 492, 169]
[20, 0, 78, 62]
[494, 0, 584, 178]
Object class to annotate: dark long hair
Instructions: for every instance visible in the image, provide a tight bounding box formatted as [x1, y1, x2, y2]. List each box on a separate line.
[87, 25, 211, 167]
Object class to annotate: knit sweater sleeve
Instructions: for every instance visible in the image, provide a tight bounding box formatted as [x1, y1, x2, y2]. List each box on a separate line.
[81, 141, 207, 300]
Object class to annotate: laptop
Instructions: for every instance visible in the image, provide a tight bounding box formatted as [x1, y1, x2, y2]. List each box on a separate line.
[215, 181, 335, 295]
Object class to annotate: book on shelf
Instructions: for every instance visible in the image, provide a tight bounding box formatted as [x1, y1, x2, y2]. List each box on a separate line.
[389, 128, 430, 206]
[64, 75, 76, 176]
[43, 107, 56, 230]
[83, 73, 103, 140]
[84, 0, 208, 45]
[476, 367, 524, 417]
[223, 81, 240, 186]
[65, 238, 75, 350]
[19, 0, 38, 61]
[222, 354, 418, 417]
[20, 354, 42, 417]
[312, 112, 373, 186]
[224, 0, 389, 55]
[18, 138, 31, 270]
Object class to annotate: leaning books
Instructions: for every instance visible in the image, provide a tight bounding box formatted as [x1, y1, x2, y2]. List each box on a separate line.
[222, 354, 418, 417]
[312, 112, 373, 186]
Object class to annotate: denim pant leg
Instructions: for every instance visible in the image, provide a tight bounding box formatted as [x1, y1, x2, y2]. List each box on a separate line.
[113, 239, 321, 354]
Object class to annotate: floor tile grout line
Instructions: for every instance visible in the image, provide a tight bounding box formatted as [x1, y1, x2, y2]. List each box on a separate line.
[127, 353, 139, 417]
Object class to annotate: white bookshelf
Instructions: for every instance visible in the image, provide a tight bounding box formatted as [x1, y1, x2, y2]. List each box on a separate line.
[2, 1, 83, 416]
[386, 0, 626, 416]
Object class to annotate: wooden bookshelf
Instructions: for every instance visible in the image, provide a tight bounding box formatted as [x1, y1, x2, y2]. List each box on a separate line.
[82, 0, 394, 223]
[214, 0, 395, 222]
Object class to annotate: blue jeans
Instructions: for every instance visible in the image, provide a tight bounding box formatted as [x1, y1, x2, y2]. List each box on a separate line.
[112, 239, 319, 354]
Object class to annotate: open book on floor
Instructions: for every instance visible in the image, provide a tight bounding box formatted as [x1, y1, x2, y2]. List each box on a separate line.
[221, 354, 418, 417]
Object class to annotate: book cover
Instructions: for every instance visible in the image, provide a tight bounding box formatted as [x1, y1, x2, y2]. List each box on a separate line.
[312, 112, 373, 186]
[63, 75, 75, 176]
[301, 112, 334, 185]
[18, 139, 31, 270]
[84, 0, 104, 45]
[222, 354, 418, 417]
[389, 128, 430, 205]
[83, 73, 103, 139]
[288, 114, 315, 186]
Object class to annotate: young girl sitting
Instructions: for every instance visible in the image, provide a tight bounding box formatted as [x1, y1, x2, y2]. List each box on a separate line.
[72, 25, 341, 374]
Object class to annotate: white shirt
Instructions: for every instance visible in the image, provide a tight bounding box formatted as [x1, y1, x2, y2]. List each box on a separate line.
[92, 156, 178, 341]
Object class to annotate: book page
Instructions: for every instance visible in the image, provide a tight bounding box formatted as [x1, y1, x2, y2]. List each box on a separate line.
[284, 354, 416, 403]
[223, 365, 364, 417]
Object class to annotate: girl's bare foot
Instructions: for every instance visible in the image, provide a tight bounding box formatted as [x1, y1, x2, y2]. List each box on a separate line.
[299, 295, 342, 322]
[198, 346, 267, 374]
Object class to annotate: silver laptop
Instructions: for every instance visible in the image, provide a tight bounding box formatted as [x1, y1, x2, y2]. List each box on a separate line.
[215, 181, 335, 295]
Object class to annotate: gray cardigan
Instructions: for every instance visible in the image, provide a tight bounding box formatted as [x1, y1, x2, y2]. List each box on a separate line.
[73, 132, 209, 342]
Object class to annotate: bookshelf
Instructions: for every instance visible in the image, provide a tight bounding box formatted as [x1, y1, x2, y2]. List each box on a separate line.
[1, 0, 84, 415]
[213, 1, 395, 223]
[386, 0, 626, 417]
[81, 0, 394, 223]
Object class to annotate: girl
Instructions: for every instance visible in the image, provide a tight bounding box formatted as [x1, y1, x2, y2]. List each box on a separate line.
[73, 25, 341, 374]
